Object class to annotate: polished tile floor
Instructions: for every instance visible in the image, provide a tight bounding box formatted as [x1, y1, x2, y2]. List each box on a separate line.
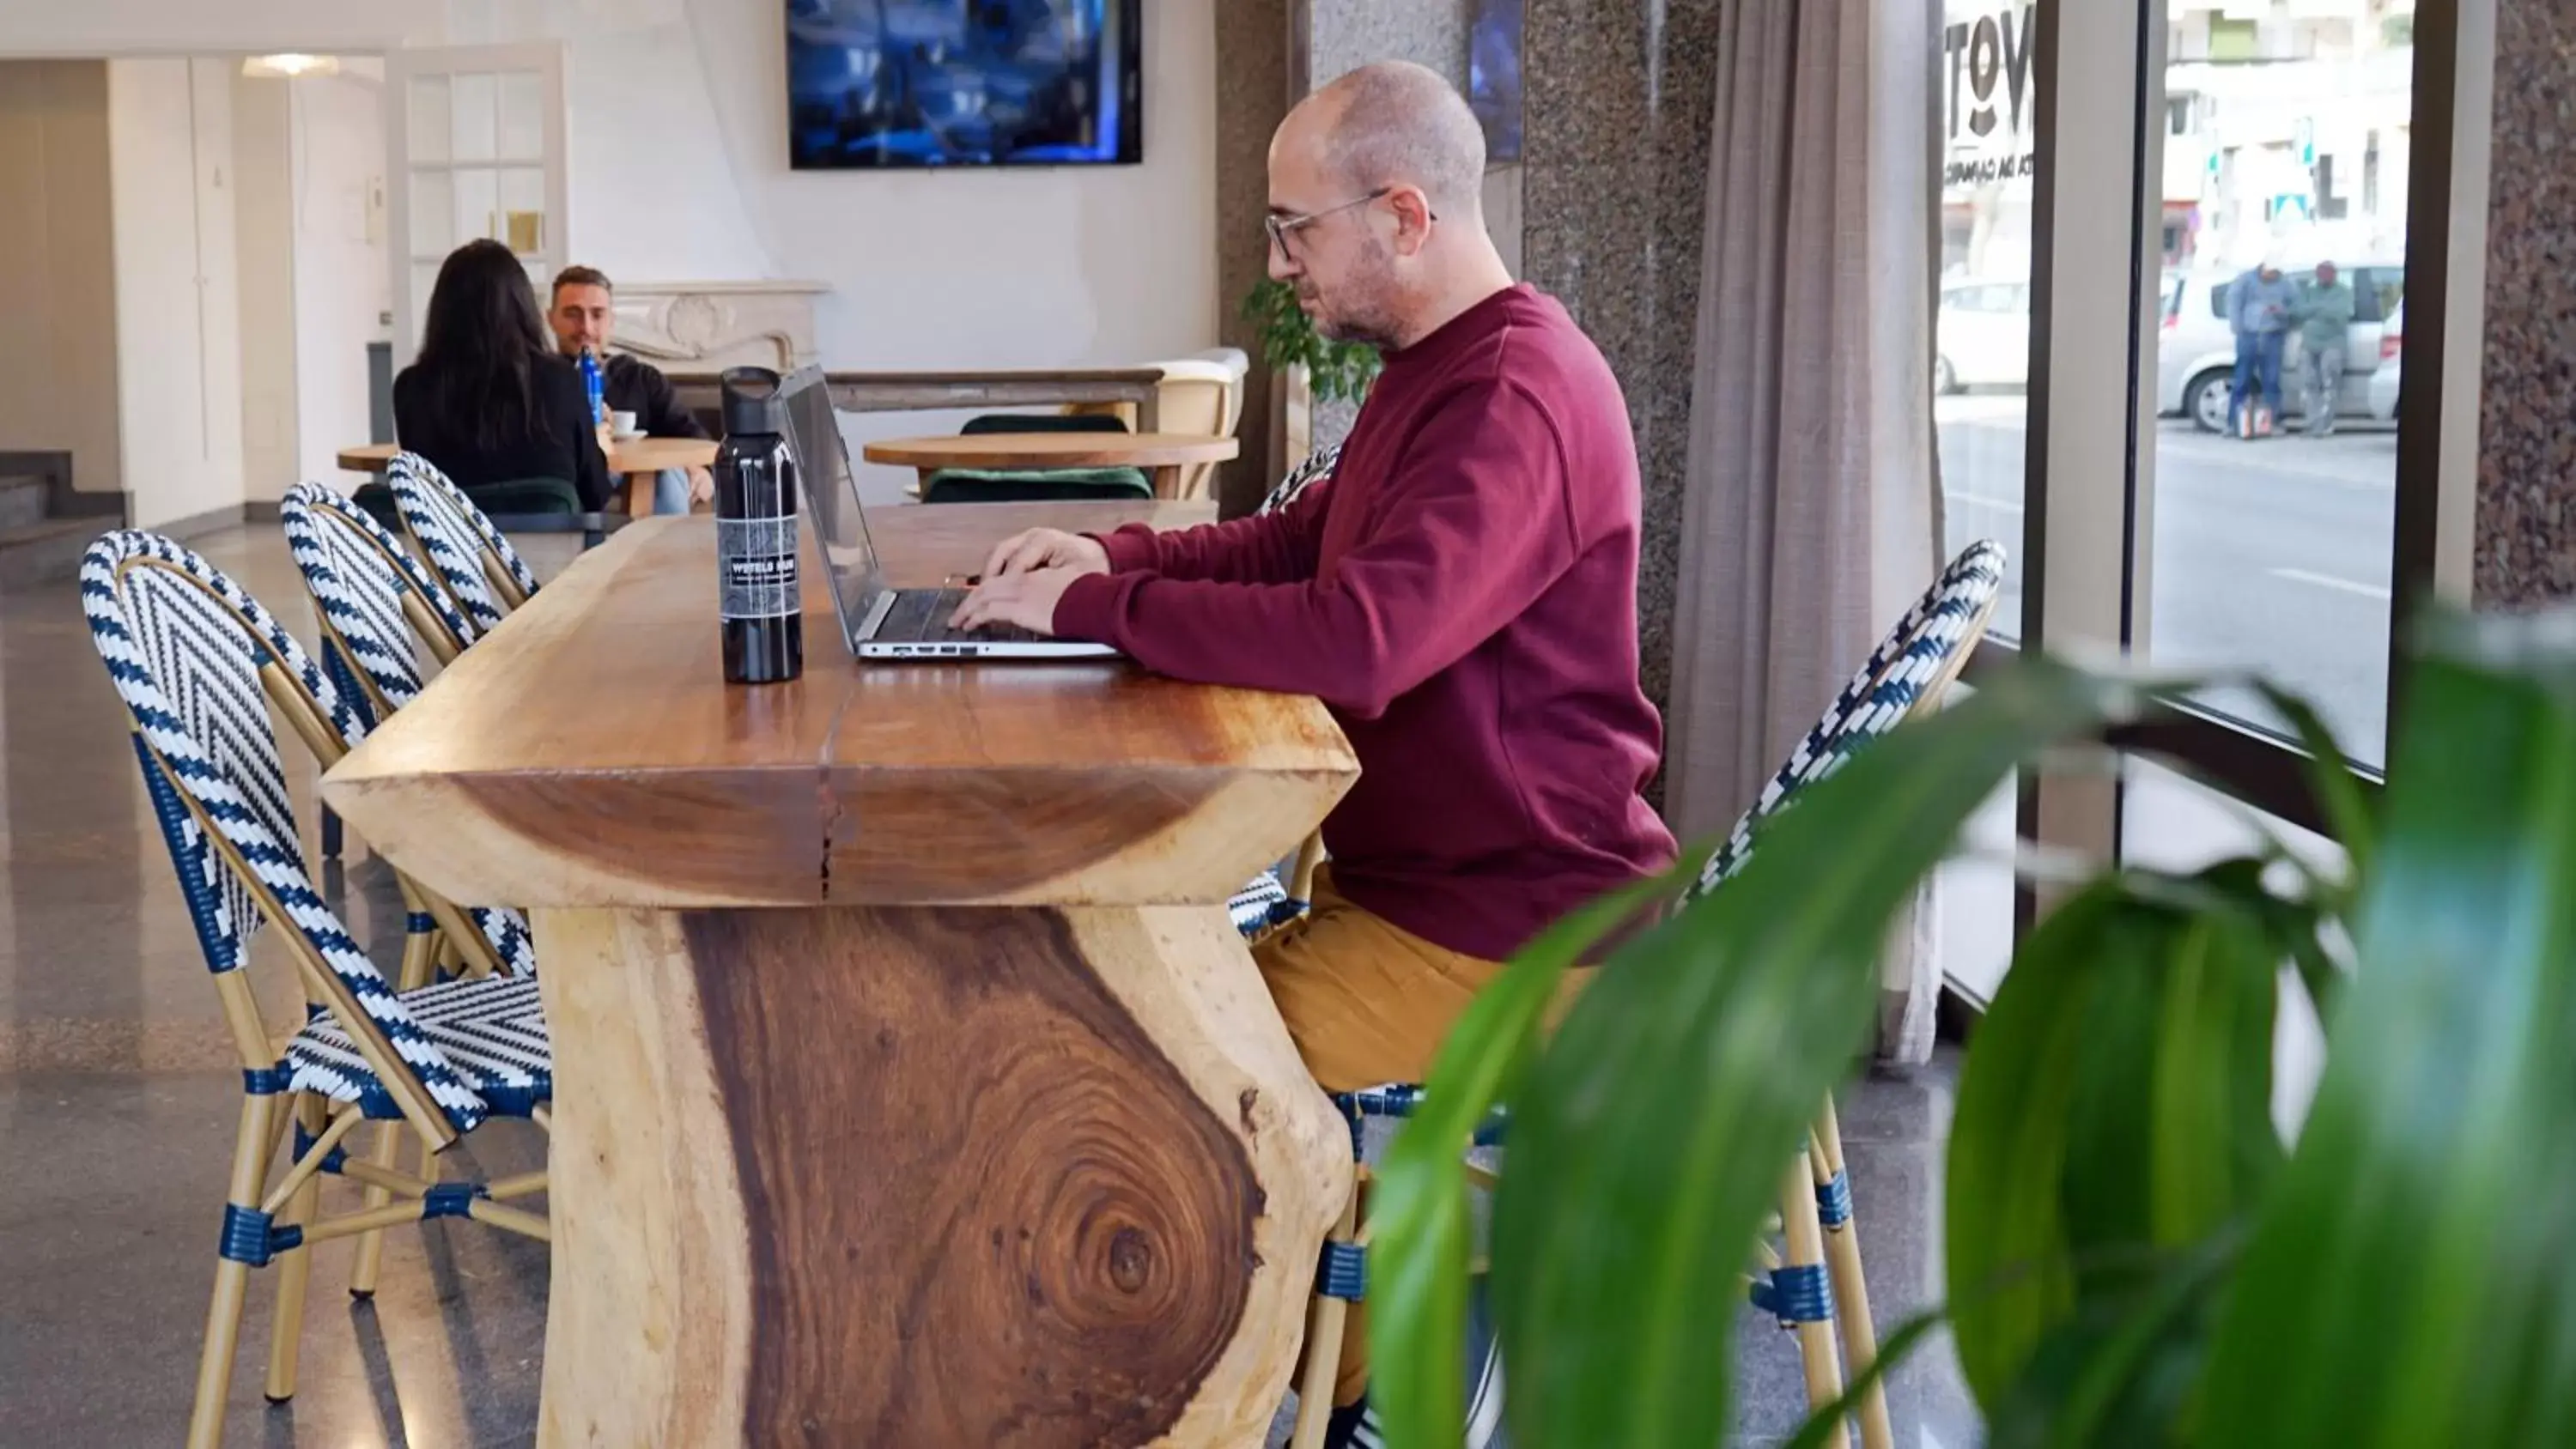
[0, 524, 1978, 1446]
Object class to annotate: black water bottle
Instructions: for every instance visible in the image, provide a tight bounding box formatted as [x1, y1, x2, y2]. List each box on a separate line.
[715, 367, 803, 684]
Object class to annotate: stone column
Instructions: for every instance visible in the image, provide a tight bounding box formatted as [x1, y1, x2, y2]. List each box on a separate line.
[2473, 0, 2576, 606]
[1521, 0, 1726, 718]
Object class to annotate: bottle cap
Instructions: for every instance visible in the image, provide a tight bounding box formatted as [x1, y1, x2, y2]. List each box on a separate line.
[721, 367, 787, 438]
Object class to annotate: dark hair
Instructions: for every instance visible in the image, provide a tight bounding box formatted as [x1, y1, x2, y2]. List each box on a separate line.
[551, 264, 613, 300]
[416, 239, 555, 455]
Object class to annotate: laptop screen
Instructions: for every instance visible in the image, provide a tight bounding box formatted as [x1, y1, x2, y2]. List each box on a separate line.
[777, 366, 883, 641]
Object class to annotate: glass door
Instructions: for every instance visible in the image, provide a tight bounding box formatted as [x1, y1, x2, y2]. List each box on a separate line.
[385, 43, 569, 361]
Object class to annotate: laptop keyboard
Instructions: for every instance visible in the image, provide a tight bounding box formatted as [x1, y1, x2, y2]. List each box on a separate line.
[875, 587, 1048, 646]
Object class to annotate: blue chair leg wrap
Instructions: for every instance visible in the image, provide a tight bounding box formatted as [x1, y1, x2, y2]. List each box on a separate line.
[422, 1182, 488, 1222]
[405, 912, 436, 935]
[1750, 1264, 1834, 1325]
[219, 1203, 303, 1268]
[1316, 1240, 1368, 1303]
[242, 1064, 290, 1096]
[292, 1121, 349, 1175]
[1816, 1170, 1854, 1230]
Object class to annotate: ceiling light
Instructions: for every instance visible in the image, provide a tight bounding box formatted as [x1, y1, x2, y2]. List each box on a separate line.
[241, 54, 341, 80]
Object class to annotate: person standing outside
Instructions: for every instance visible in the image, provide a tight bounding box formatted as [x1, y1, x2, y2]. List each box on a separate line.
[546, 266, 715, 512]
[2292, 260, 2356, 437]
[2227, 258, 2298, 437]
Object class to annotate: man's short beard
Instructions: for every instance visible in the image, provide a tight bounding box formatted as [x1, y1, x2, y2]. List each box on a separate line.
[1317, 312, 1399, 350]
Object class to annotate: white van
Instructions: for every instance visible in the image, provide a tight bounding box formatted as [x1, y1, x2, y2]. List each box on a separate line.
[2154, 262, 2405, 432]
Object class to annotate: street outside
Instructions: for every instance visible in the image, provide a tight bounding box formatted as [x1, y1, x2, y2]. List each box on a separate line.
[1937, 391, 2397, 767]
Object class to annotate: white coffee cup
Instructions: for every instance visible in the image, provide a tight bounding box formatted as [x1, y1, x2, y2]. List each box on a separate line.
[610, 409, 640, 437]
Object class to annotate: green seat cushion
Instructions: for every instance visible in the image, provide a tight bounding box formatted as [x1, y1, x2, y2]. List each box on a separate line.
[920, 467, 1154, 504]
[462, 476, 584, 517]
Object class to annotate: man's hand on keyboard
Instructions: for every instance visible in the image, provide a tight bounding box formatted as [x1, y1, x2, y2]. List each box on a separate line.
[951, 566, 1083, 637]
[982, 527, 1109, 581]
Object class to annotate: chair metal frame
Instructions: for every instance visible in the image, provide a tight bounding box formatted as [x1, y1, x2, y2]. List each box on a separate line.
[82, 530, 550, 1449]
[1282, 538, 2008, 1449]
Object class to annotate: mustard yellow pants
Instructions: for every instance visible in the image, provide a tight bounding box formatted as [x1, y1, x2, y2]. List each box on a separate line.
[1251, 868, 1521, 1409]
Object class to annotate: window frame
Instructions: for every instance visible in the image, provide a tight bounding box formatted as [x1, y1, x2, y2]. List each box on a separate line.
[1954, 0, 2492, 979]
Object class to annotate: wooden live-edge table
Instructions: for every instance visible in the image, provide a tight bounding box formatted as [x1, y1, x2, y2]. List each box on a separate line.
[338, 438, 720, 515]
[320, 502, 1358, 1448]
[865, 432, 1241, 501]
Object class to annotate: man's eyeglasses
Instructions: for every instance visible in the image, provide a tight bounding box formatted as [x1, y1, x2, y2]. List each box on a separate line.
[1267, 188, 1435, 261]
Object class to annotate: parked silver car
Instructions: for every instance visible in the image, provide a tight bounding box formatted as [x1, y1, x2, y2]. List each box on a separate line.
[2154, 262, 2405, 433]
[2369, 300, 2404, 422]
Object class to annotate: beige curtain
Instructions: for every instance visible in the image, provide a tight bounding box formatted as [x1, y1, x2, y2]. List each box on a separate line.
[1665, 0, 1943, 1060]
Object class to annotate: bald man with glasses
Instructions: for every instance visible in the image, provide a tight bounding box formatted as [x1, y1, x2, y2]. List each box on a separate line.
[957, 63, 1674, 1443]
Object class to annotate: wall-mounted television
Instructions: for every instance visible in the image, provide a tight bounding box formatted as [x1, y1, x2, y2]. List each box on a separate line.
[787, 0, 1143, 170]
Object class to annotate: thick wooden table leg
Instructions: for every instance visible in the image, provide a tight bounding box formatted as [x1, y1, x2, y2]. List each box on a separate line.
[534, 902, 1351, 1449]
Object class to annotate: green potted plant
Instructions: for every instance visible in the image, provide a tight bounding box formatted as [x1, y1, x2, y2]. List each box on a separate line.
[1243, 277, 1383, 405]
[1368, 607, 2576, 1447]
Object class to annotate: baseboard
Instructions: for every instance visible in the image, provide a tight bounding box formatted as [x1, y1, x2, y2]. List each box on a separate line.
[244, 500, 283, 523]
[155, 503, 248, 543]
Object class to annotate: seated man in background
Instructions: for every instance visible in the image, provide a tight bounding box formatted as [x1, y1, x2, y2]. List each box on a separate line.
[954, 59, 1676, 1444]
[546, 265, 714, 513]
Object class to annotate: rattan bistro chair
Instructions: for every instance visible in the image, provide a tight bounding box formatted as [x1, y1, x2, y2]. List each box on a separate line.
[387, 452, 545, 637]
[81, 530, 551, 1449]
[1280, 539, 2008, 1449]
[279, 483, 540, 984]
[289, 477, 474, 862]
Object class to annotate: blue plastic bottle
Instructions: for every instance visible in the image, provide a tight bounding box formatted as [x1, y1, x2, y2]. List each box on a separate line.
[578, 349, 606, 425]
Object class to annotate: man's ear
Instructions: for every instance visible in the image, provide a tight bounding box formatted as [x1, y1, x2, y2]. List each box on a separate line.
[1388, 185, 1437, 256]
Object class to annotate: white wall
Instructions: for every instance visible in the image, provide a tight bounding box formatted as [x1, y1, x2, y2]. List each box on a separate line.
[0, 61, 123, 499]
[110, 58, 246, 530]
[680, 0, 1221, 371]
[0, 1, 428, 58]
[234, 70, 301, 500]
[288, 69, 392, 487]
[420, 0, 1220, 371]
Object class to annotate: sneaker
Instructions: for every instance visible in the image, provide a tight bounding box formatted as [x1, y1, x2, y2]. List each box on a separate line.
[1325, 1396, 1384, 1449]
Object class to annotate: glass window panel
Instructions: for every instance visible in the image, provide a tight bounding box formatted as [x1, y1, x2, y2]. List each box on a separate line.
[410, 262, 442, 350]
[1935, 0, 2039, 642]
[453, 166, 500, 245]
[409, 171, 456, 258]
[497, 70, 546, 161]
[2140, 4, 2410, 768]
[498, 167, 548, 255]
[406, 76, 452, 166]
[450, 72, 499, 162]
[1936, 768, 2020, 1006]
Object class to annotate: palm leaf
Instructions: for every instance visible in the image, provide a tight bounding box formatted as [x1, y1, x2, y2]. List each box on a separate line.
[1947, 871, 2282, 1413]
[2196, 610, 2576, 1444]
[1473, 659, 2154, 1449]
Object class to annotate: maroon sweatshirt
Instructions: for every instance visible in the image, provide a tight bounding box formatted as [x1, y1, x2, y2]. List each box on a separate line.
[1054, 284, 1675, 961]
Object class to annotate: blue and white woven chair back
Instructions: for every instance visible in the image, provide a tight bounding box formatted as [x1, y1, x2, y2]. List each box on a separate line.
[1256, 443, 1340, 518]
[282, 482, 472, 718]
[387, 452, 541, 635]
[81, 530, 493, 1132]
[1687, 539, 2007, 901]
[278, 486, 541, 981]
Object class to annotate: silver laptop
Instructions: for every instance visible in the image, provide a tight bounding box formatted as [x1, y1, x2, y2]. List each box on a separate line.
[778, 366, 1120, 662]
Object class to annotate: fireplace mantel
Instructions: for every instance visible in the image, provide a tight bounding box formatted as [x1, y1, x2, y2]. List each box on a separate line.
[607, 281, 829, 373]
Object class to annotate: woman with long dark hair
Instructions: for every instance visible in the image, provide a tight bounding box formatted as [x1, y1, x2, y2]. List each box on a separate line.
[392, 239, 612, 510]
